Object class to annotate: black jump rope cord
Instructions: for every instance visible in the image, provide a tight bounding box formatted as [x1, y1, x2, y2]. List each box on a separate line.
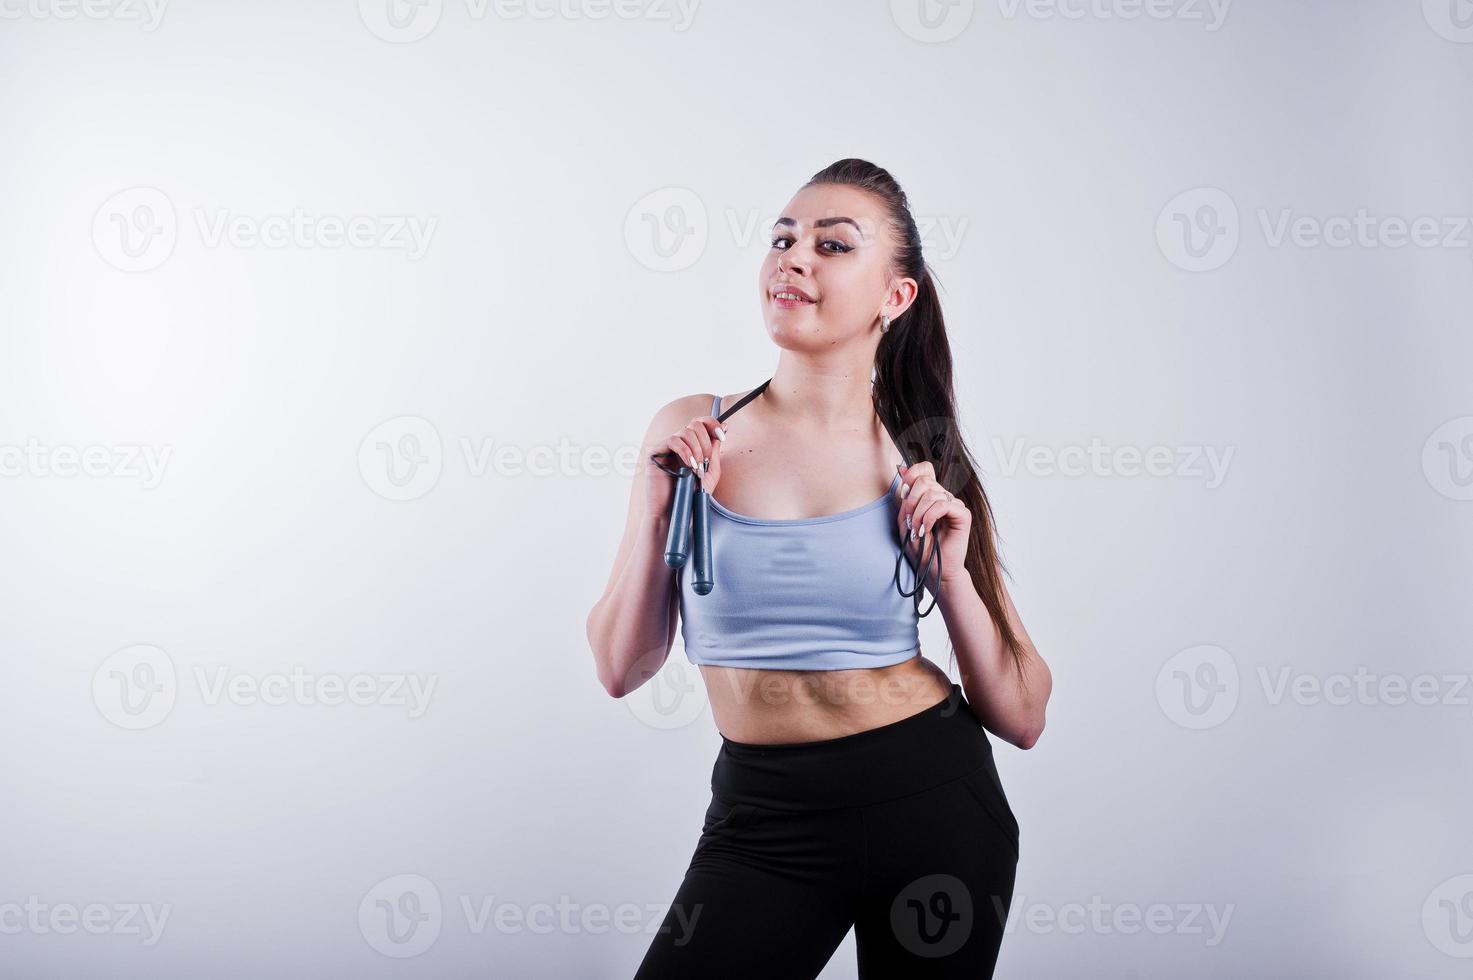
[648, 380, 940, 616]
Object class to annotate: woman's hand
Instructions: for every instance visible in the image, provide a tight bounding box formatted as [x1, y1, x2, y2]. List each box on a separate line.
[895, 460, 970, 591]
[642, 412, 726, 519]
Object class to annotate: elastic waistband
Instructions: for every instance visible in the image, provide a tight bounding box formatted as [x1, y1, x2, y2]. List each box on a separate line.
[711, 683, 996, 812]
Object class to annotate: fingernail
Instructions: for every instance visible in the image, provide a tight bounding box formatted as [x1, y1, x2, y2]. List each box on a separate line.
[901, 483, 910, 498]
[918, 522, 926, 539]
[715, 426, 727, 442]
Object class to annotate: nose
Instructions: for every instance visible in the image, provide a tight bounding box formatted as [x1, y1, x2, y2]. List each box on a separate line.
[777, 247, 809, 277]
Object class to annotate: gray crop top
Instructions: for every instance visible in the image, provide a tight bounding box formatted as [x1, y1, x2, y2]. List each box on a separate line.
[676, 393, 922, 671]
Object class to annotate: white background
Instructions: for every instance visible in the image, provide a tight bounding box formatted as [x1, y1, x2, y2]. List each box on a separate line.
[1, 0, 1470, 976]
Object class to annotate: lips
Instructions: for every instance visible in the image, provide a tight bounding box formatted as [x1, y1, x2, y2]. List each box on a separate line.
[771, 283, 815, 303]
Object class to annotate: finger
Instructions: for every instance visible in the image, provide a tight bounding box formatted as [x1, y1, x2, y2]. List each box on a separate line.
[666, 434, 699, 472]
[684, 420, 713, 467]
[898, 460, 935, 487]
[910, 487, 952, 541]
[898, 473, 935, 527]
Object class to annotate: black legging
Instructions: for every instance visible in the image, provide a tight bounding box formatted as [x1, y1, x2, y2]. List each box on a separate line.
[633, 683, 1019, 979]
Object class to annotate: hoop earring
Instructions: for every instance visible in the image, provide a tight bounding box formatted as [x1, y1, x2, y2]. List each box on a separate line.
[880, 314, 891, 333]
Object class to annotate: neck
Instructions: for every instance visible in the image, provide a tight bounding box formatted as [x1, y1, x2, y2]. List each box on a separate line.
[764, 351, 879, 431]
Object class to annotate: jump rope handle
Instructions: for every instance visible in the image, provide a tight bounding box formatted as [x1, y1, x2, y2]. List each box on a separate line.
[654, 379, 773, 592]
[690, 483, 713, 595]
[662, 467, 696, 568]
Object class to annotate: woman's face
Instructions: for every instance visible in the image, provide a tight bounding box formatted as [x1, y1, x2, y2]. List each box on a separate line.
[759, 183, 916, 350]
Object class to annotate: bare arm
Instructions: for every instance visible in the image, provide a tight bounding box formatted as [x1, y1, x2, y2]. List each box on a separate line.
[586, 394, 714, 698]
[937, 569, 1052, 750]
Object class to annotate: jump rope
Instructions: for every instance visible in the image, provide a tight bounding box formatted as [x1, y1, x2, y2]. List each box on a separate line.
[647, 379, 942, 617]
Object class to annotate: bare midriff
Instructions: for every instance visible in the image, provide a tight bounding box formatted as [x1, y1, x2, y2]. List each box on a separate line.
[697, 650, 954, 745]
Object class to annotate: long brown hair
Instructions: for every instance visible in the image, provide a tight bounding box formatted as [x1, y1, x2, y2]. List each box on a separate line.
[803, 158, 1028, 681]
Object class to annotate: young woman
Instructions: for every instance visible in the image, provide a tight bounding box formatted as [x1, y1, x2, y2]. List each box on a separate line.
[586, 159, 1052, 979]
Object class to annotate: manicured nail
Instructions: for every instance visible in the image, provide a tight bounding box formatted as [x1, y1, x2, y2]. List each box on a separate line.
[918, 522, 926, 539]
[901, 483, 910, 498]
[715, 426, 727, 442]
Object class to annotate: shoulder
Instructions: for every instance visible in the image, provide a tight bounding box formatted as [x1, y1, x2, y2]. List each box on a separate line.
[639, 392, 720, 441]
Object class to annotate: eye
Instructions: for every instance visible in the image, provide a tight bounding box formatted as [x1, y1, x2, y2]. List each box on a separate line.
[769, 235, 853, 254]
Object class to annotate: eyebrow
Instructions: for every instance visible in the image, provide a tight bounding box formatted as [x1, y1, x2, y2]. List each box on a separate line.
[773, 216, 865, 237]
